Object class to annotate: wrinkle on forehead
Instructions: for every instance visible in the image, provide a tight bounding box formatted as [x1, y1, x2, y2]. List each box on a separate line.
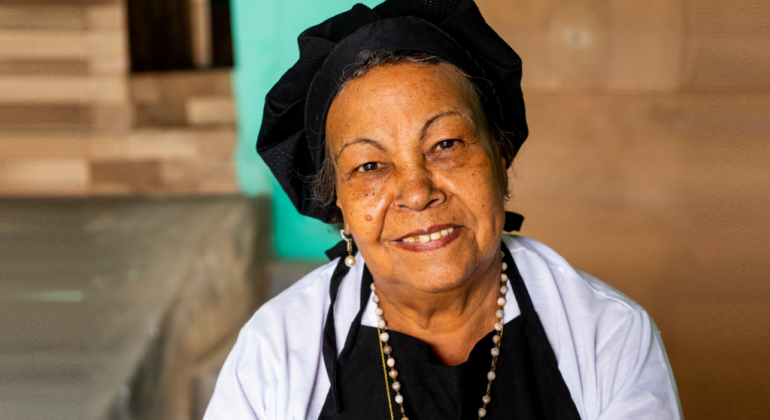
[327, 62, 489, 160]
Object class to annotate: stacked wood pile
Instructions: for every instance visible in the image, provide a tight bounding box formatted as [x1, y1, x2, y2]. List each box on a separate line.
[0, 0, 237, 196]
[476, 0, 769, 418]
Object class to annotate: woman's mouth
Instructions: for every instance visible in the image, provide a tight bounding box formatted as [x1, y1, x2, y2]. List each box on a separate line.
[401, 227, 454, 244]
[392, 225, 463, 252]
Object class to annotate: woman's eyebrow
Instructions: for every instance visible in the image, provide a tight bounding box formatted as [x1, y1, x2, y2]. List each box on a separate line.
[420, 111, 463, 141]
[335, 111, 464, 159]
[336, 138, 386, 159]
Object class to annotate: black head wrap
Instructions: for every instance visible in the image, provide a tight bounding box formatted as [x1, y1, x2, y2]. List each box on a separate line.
[257, 0, 527, 223]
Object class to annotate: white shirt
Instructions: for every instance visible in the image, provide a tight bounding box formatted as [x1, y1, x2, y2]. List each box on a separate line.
[204, 235, 683, 419]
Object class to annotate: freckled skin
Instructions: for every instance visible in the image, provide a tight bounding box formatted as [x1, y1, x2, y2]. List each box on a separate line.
[327, 63, 509, 365]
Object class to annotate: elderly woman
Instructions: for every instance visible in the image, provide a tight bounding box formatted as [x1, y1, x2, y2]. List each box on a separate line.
[204, 1, 681, 419]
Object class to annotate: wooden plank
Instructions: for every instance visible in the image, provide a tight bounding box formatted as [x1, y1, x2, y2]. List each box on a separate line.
[160, 158, 236, 193]
[0, 159, 88, 194]
[90, 160, 162, 192]
[0, 135, 84, 159]
[124, 130, 200, 159]
[186, 96, 235, 126]
[196, 129, 236, 158]
[130, 70, 232, 104]
[0, 30, 85, 59]
[0, 0, 118, 5]
[89, 129, 235, 160]
[0, 104, 90, 128]
[89, 53, 128, 75]
[0, 59, 89, 76]
[0, 29, 124, 63]
[85, 3, 124, 31]
[134, 102, 187, 128]
[0, 5, 85, 30]
[91, 104, 131, 131]
[0, 75, 128, 105]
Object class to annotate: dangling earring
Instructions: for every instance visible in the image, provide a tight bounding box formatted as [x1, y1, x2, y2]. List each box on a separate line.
[340, 229, 356, 267]
[505, 188, 512, 201]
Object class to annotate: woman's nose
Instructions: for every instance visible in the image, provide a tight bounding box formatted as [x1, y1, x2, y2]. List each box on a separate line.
[393, 166, 445, 211]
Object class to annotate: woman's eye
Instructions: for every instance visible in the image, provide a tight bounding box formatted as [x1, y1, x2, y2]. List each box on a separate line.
[436, 140, 457, 150]
[356, 162, 380, 172]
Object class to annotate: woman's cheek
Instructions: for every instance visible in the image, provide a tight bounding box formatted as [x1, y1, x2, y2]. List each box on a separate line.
[341, 177, 389, 225]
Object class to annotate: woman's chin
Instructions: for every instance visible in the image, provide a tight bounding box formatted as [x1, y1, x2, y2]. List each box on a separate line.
[388, 246, 482, 293]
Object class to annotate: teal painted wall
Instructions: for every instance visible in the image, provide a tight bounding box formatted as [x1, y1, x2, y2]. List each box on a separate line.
[230, 0, 380, 259]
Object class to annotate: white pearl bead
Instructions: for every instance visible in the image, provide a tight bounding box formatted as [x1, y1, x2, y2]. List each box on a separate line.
[496, 309, 504, 319]
[487, 371, 496, 381]
[482, 395, 491, 404]
[370, 283, 376, 291]
[492, 335, 500, 344]
[345, 255, 356, 267]
[500, 285, 508, 295]
[502, 262, 507, 271]
[497, 297, 506, 307]
[391, 380, 400, 391]
[387, 357, 395, 367]
[375, 307, 383, 316]
[500, 251, 504, 258]
[500, 273, 508, 282]
[479, 407, 487, 417]
[494, 322, 503, 331]
[380, 332, 389, 342]
[491, 347, 500, 357]
[395, 394, 403, 404]
[373, 294, 379, 303]
[378, 319, 386, 329]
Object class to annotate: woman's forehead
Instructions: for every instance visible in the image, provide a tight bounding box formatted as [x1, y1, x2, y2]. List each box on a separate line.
[327, 63, 484, 144]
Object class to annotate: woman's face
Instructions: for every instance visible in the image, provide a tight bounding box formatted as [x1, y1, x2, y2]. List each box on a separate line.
[327, 62, 508, 293]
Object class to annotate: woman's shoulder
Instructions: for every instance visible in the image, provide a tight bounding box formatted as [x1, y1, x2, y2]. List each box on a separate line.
[502, 235, 681, 418]
[503, 234, 644, 317]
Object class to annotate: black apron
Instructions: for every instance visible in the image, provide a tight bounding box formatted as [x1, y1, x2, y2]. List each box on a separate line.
[319, 214, 581, 420]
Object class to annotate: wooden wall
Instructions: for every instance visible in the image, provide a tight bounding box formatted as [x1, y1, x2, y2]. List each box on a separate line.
[476, 0, 769, 418]
[0, 0, 237, 196]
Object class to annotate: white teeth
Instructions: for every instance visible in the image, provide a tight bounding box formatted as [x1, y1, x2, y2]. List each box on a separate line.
[402, 228, 457, 244]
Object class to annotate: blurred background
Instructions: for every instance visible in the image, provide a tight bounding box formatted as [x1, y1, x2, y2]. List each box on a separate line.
[0, 0, 767, 419]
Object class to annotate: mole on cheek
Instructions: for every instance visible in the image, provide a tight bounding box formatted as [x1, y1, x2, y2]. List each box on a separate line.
[365, 215, 372, 221]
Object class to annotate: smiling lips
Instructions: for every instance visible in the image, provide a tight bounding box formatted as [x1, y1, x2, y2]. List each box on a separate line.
[401, 227, 454, 243]
[393, 224, 462, 252]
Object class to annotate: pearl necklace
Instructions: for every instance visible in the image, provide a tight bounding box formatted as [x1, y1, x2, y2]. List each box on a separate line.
[372, 251, 509, 420]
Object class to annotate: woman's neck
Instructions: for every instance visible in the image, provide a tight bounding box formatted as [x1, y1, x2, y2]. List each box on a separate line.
[373, 253, 502, 366]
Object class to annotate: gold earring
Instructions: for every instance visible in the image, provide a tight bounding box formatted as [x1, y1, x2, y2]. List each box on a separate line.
[340, 229, 356, 267]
